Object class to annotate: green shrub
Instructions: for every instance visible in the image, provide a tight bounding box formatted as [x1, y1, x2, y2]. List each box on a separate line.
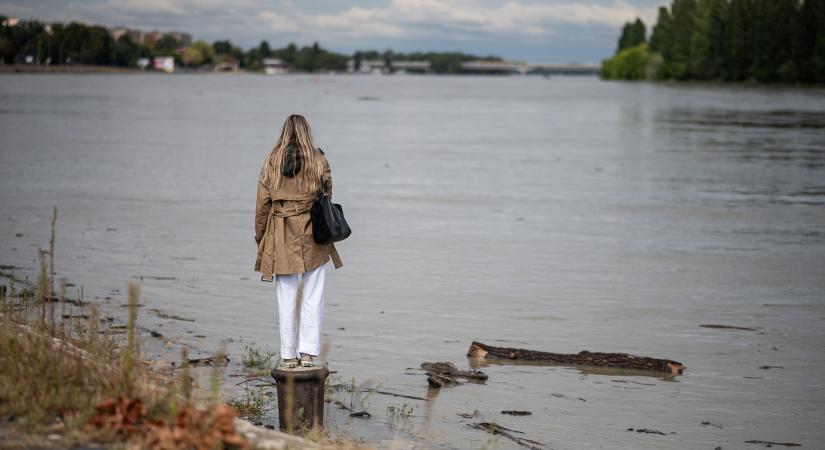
[601, 43, 656, 80]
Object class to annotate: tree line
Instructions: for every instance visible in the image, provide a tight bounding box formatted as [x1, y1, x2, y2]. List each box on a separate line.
[601, 0, 824, 84]
[0, 16, 500, 73]
[0, 16, 349, 71]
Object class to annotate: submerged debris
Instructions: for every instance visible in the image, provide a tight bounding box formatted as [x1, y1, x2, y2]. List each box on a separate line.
[149, 308, 196, 322]
[502, 410, 532, 416]
[420, 362, 488, 388]
[184, 355, 230, 367]
[469, 422, 544, 450]
[627, 428, 667, 435]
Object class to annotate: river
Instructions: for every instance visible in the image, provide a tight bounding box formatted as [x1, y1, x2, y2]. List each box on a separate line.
[1, 73, 824, 449]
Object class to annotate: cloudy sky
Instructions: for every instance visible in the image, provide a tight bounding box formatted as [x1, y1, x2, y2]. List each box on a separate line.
[1, 0, 666, 63]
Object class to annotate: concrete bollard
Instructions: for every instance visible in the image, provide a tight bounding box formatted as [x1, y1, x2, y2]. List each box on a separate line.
[271, 366, 329, 432]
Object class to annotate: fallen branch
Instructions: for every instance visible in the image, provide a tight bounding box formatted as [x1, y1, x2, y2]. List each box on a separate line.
[469, 422, 545, 450]
[467, 341, 685, 375]
[745, 440, 802, 447]
[421, 362, 488, 388]
[332, 400, 371, 418]
[180, 355, 230, 367]
[372, 390, 430, 401]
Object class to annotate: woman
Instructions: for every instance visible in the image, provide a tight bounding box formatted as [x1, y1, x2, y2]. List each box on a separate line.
[254, 114, 342, 369]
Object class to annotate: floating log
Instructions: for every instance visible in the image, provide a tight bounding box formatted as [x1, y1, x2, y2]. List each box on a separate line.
[700, 324, 757, 331]
[467, 341, 685, 375]
[744, 440, 801, 447]
[421, 362, 488, 388]
[271, 366, 329, 432]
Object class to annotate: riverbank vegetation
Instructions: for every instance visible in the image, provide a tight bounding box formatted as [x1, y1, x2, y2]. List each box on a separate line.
[0, 214, 364, 449]
[0, 15, 500, 74]
[601, 0, 825, 84]
[0, 271, 249, 447]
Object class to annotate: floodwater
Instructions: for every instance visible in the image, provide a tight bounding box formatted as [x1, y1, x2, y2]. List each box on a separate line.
[1, 73, 824, 449]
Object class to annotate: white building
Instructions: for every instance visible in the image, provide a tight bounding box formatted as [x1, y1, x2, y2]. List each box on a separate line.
[153, 56, 174, 74]
[263, 58, 289, 75]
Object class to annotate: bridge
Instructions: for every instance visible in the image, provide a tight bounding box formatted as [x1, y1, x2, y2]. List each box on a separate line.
[346, 58, 601, 75]
[461, 61, 600, 75]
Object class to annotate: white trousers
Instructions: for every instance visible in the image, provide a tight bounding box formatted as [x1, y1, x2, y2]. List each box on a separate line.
[275, 263, 326, 359]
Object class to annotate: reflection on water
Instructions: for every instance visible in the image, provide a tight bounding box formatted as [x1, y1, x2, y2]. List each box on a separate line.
[660, 108, 825, 129]
[1, 75, 824, 449]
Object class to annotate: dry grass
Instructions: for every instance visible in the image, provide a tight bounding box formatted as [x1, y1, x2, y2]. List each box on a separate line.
[0, 245, 247, 448]
[0, 209, 375, 450]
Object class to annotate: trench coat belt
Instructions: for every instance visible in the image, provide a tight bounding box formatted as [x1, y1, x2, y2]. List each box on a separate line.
[268, 201, 343, 272]
[270, 202, 313, 266]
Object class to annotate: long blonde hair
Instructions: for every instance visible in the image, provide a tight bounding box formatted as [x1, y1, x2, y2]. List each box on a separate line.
[261, 114, 324, 193]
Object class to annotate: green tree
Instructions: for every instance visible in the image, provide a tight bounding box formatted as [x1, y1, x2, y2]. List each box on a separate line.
[726, 0, 752, 80]
[601, 43, 654, 80]
[617, 18, 646, 52]
[668, 0, 698, 79]
[112, 34, 143, 66]
[690, 0, 728, 79]
[258, 40, 271, 58]
[748, 0, 799, 81]
[798, 0, 825, 83]
[181, 40, 213, 67]
[0, 36, 13, 63]
[153, 35, 179, 56]
[212, 39, 233, 55]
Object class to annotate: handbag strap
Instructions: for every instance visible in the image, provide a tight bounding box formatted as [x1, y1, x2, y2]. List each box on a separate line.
[318, 175, 329, 197]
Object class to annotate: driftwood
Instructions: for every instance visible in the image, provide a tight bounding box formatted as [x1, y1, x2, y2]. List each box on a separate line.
[332, 400, 371, 418]
[502, 410, 532, 416]
[421, 362, 488, 388]
[627, 427, 667, 435]
[182, 355, 230, 367]
[744, 440, 801, 447]
[700, 324, 757, 331]
[372, 390, 430, 401]
[467, 341, 685, 375]
[469, 422, 544, 450]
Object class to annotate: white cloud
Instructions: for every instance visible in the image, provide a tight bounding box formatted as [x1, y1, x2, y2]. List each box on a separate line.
[91, 0, 264, 17]
[256, 0, 656, 40]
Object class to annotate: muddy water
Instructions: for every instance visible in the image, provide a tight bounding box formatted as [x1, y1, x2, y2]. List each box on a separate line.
[1, 74, 824, 449]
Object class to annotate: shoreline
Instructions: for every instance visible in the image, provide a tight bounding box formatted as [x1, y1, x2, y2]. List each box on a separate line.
[0, 64, 258, 75]
[0, 64, 146, 74]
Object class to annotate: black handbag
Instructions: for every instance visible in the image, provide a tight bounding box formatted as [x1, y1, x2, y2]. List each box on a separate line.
[311, 178, 351, 245]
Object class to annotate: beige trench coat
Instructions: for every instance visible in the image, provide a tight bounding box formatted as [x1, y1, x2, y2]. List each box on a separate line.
[254, 152, 342, 279]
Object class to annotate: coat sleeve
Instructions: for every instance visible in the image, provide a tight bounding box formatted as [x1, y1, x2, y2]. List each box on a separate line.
[255, 179, 271, 244]
[323, 158, 333, 196]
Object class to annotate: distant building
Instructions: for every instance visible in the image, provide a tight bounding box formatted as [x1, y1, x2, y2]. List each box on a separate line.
[110, 27, 143, 44]
[165, 31, 192, 47]
[263, 58, 289, 75]
[2, 17, 20, 27]
[390, 60, 430, 74]
[215, 56, 239, 72]
[144, 31, 163, 46]
[153, 56, 174, 74]
[349, 59, 387, 74]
